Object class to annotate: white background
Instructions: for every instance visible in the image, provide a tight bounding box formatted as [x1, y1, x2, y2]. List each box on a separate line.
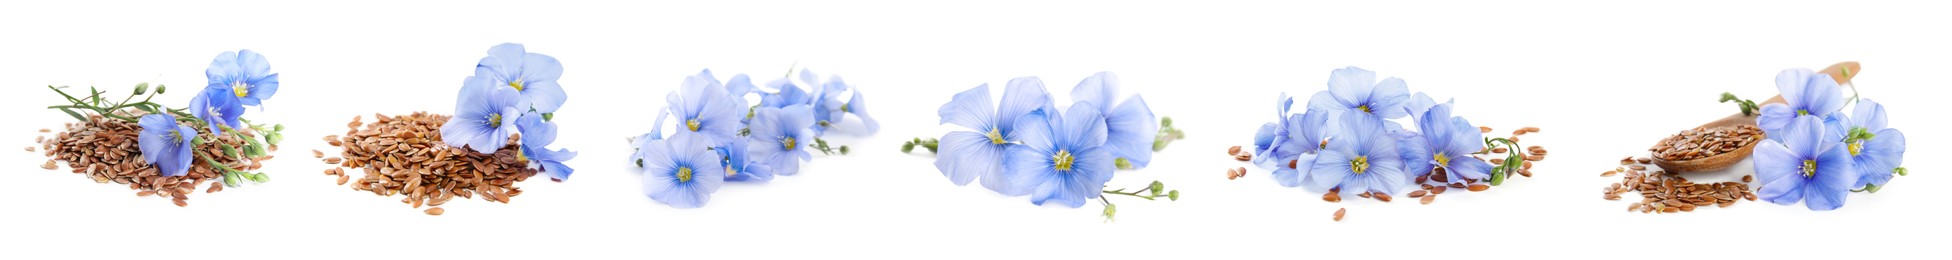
[2, 0, 1944, 259]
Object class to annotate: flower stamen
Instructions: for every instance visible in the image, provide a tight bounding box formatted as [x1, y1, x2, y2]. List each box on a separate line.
[1053, 150, 1075, 171]
[487, 113, 502, 127]
[508, 79, 525, 91]
[1434, 152, 1450, 166]
[686, 119, 701, 132]
[677, 166, 693, 182]
[986, 128, 1005, 144]
[781, 137, 797, 151]
[231, 82, 250, 98]
[1802, 159, 1817, 178]
[1351, 156, 1370, 174]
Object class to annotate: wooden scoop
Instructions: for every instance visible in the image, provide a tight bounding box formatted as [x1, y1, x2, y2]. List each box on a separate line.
[1650, 62, 1860, 172]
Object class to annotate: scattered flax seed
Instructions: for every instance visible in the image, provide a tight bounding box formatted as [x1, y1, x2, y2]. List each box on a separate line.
[1323, 192, 1341, 203]
[1602, 171, 1617, 177]
[1491, 147, 1507, 153]
[1430, 186, 1447, 194]
[1333, 208, 1346, 221]
[312, 149, 324, 158]
[39, 128, 50, 133]
[424, 207, 444, 216]
[1225, 167, 1242, 180]
[1408, 190, 1427, 198]
[1478, 126, 1492, 133]
[1419, 195, 1435, 205]
[24, 146, 34, 152]
[1373, 193, 1393, 202]
[1522, 127, 1541, 133]
[41, 160, 57, 170]
[1233, 153, 1252, 162]
[172, 199, 188, 207]
[1227, 146, 1242, 156]
[1602, 158, 1756, 214]
[323, 157, 342, 164]
[1466, 184, 1490, 192]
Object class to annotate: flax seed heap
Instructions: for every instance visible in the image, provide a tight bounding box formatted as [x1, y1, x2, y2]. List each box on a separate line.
[320, 113, 539, 216]
[35, 112, 276, 207]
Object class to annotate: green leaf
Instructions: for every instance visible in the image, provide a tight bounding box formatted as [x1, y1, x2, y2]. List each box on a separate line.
[59, 108, 87, 121]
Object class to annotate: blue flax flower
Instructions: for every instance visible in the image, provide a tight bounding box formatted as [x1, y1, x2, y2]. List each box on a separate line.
[1307, 111, 1409, 196]
[639, 135, 726, 208]
[205, 49, 280, 107]
[1269, 109, 1331, 187]
[667, 70, 744, 146]
[1069, 72, 1157, 169]
[516, 111, 577, 181]
[719, 138, 775, 182]
[474, 43, 568, 114]
[188, 85, 244, 133]
[1308, 66, 1411, 120]
[138, 113, 197, 177]
[844, 87, 880, 134]
[811, 75, 848, 134]
[1753, 116, 1859, 210]
[1252, 93, 1302, 170]
[1398, 103, 1493, 183]
[1757, 68, 1846, 139]
[1843, 99, 1905, 188]
[748, 105, 817, 176]
[1003, 103, 1113, 207]
[441, 76, 529, 154]
[934, 79, 1052, 194]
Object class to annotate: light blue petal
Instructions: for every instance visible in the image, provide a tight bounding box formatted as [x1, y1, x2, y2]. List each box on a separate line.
[523, 80, 568, 114]
[1367, 77, 1411, 119]
[1853, 129, 1904, 188]
[1397, 133, 1434, 177]
[1445, 153, 1493, 182]
[1307, 150, 1355, 191]
[1069, 71, 1118, 113]
[1782, 116, 1824, 158]
[166, 125, 196, 177]
[1757, 104, 1794, 137]
[1272, 153, 1318, 187]
[1851, 98, 1888, 132]
[515, 111, 557, 147]
[1050, 147, 1113, 208]
[206, 51, 240, 84]
[937, 84, 995, 131]
[1363, 156, 1409, 195]
[137, 114, 176, 165]
[848, 89, 879, 134]
[1104, 95, 1156, 168]
[1010, 108, 1056, 154]
[1803, 142, 1857, 210]
[1800, 73, 1846, 118]
[997, 77, 1053, 135]
[1326, 67, 1376, 108]
[1063, 101, 1109, 150]
[1752, 139, 1807, 205]
[1306, 90, 1350, 112]
[1774, 69, 1813, 110]
[1001, 143, 1053, 197]
[245, 74, 280, 106]
[934, 131, 1000, 186]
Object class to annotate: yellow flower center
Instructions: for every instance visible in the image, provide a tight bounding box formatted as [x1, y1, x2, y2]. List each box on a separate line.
[1797, 109, 1809, 116]
[1802, 160, 1817, 178]
[841, 103, 851, 113]
[1358, 105, 1371, 113]
[1351, 156, 1370, 174]
[487, 113, 503, 127]
[1434, 152, 1450, 166]
[1053, 150, 1075, 171]
[986, 128, 1006, 144]
[686, 119, 701, 132]
[781, 137, 797, 151]
[1847, 141, 1863, 156]
[677, 166, 693, 182]
[508, 79, 525, 91]
[231, 82, 250, 98]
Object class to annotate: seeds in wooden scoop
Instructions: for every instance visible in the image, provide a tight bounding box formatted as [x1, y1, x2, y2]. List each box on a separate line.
[1651, 125, 1763, 161]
